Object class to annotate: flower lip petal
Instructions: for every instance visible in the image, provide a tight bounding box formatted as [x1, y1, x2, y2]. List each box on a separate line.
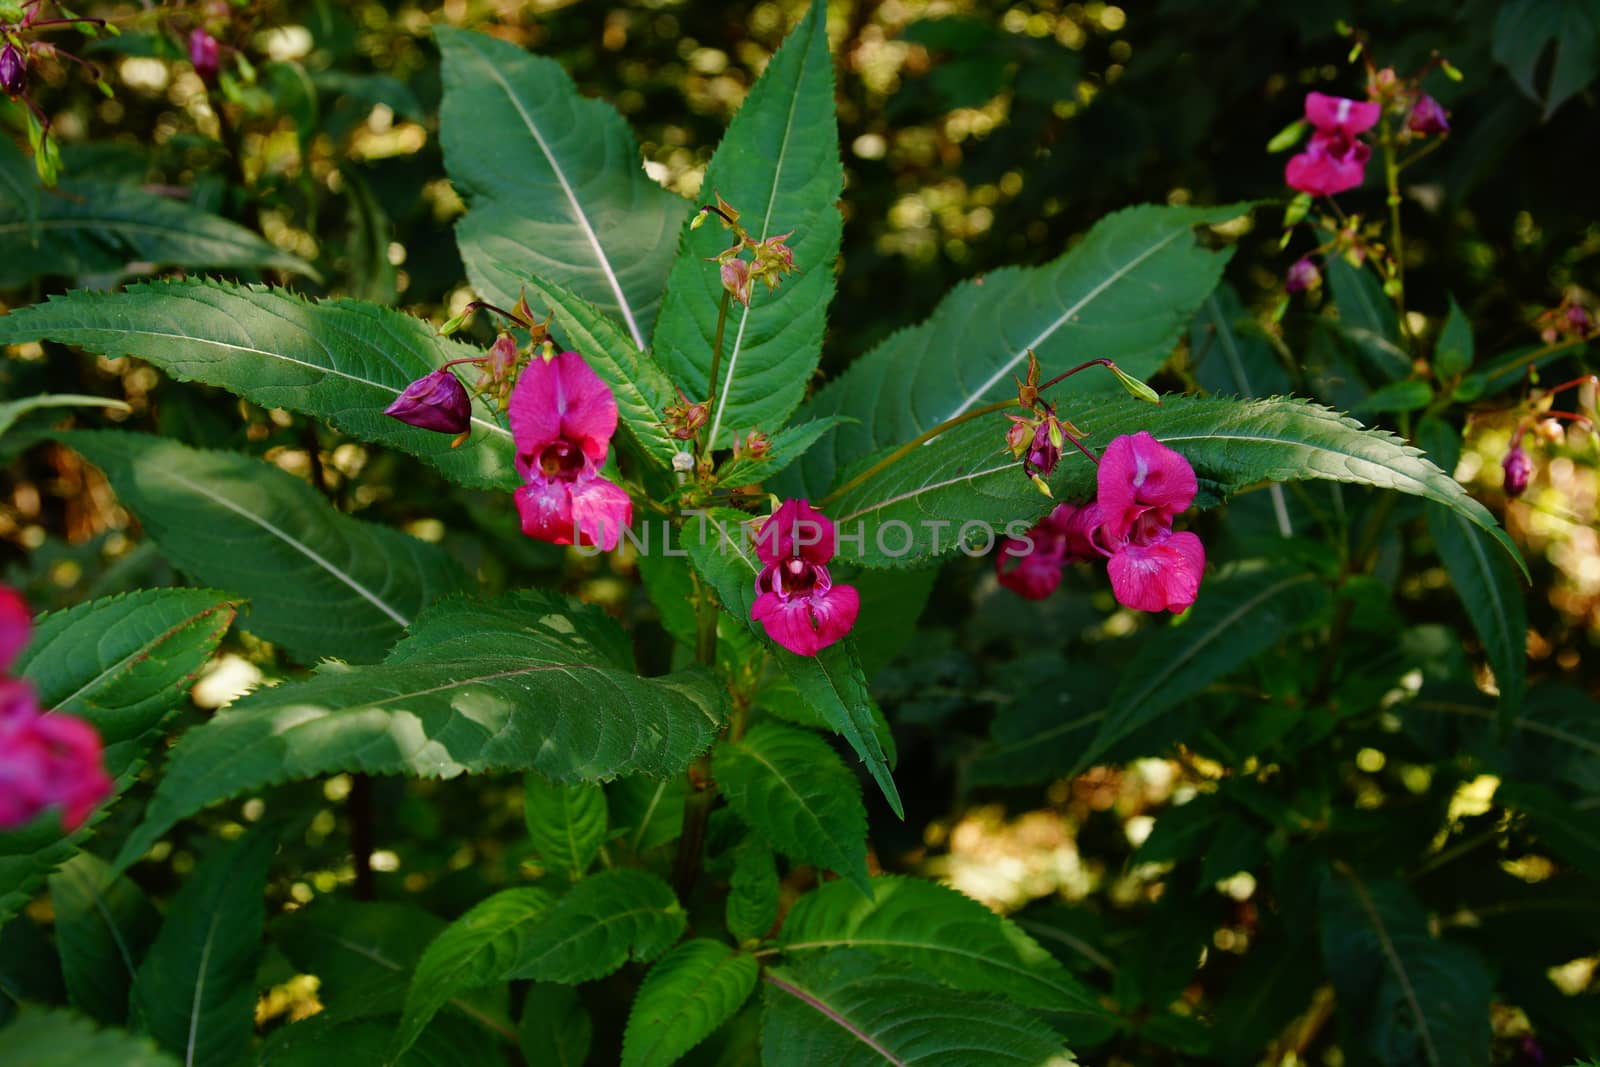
[568, 474, 633, 552]
[1286, 130, 1370, 196]
[752, 583, 859, 656]
[515, 477, 577, 546]
[1106, 530, 1206, 613]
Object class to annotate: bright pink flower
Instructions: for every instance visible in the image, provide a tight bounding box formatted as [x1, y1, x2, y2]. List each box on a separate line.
[1286, 130, 1370, 196]
[1304, 91, 1380, 137]
[1093, 432, 1198, 542]
[750, 500, 858, 656]
[1104, 526, 1206, 613]
[0, 585, 29, 672]
[509, 351, 632, 551]
[0, 680, 113, 832]
[994, 503, 1099, 600]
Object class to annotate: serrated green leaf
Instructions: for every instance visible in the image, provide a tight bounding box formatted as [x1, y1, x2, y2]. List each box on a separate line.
[0, 1006, 179, 1067]
[60, 431, 469, 664]
[110, 590, 724, 873]
[519, 984, 591, 1067]
[49, 853, 160, 1025]
[1355, 379, 1434, 415]
[609, 774, 689, 856]
[1435, 297, 1474, 378]
[654, 0, 842, 449]
[1326, 257, 1407, 382]
[0, 279, 518, 489]
[391, 887, 557, 1061]
[681, 511, 901, 816]
[727, 840, 780, 943]
[716, 417, 854, 489]
[1426, 503, 1526, 716]
[1320, 868, 1492, 1067]
[1079, 564, 1331, 770]
[762, 949, 1074, 1066]
[131, 832, 274, 1067]
[523, 774, 608, 881]
[260, 1009, 501, 1067]
[714, 723, 871, 895]
[819, 394, 1522, 573]
[779, 876, 1104, 1019]
[785, 202, 1247, 498]
[506, 867, 685, 983]
[0, 175, 316, 286]
[437, 27, 691, 348]
[622, 939, 758, 1067]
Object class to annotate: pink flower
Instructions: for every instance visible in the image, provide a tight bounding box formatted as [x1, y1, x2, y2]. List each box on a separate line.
[189, 29, 220, 84]
[1093, 431, 1198, 542]
[1304, 91, 1380, 137]
[0, 586, 29, 672]
[1286, 130, 1370, 196]
[0, 681, 113, 831]
[385, 368, 472, 434]
[509, 351, 633, 551]
[995, 503, 1096, 600]
[1406, 94, 1450, 135]
[750, 500, 859, 656]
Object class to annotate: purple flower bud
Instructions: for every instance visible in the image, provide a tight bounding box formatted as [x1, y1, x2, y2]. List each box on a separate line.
[1285, 256, 1321, 293]
[1503, 444, 1532, 497]
[189, 29, 221, 84]
[1, 44, 26, 99]
[1024, 421, 1060, 478]
[385, 369, 472, 434]
[1566, 304, 1591, 334]
[1406, 94, 1450, 135]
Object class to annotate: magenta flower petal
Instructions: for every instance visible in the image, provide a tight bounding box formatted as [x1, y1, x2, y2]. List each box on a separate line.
[994, 536, 1065, 600]
[752, 582, 859, 656]
[1107, 530, 1206, 613]
[1096, 432, 1198, 541]
[1406, 94, 1450, 135]
[0, 585, 29, 673]
[384, 369, 472, 434]
[1286, 131, 1371, 196]
[516, 478, 576, 545]
[1304, 91, 1380, 136]
[569, 475, 633, 551]
[0, 681, 111, 832]
[510, 351, 619, 477]
[754, 499, 837, 565]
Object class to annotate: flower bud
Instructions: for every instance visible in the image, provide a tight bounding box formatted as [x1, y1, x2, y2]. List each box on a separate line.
[385, 368, 472, 434]
[665, 389, 710, 440]
[0, 43, 26, 98]
[1285, 256, 1322, 293]
[1005, 416, 1033, 456]
[1406, 94, 1450, 135]
[1567, 304, 1592, 334]
[720, 258, 752, 306]
[1025, 421, 1060, 478]
[189, 29, 221, 84]
[735, 429, 771, 461]
[1502, 443, 1531, 497]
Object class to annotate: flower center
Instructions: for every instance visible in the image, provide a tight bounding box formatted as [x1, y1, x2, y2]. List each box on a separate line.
[537, 439, 586, 481]
[766, 557, 827, 599]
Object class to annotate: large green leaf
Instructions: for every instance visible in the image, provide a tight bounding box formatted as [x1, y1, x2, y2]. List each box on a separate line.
[519, 984, 590, 1067]
[820, 394, 1522, 571]
[761, 949, 1073, 1066]
[391, 887, 557, 1060]
[0, 1006, 179, 1067]
[1325, 258, 1407, 383]
[110, 590, 724, 872]
[260, 1009, 501, 1067]
[49, 854, 160, 1026]
[681, 510, 901, 816]
[622, 939, 758, 1067]
[786, 202, 1247, 497]
[1190, 283, 1293, 400]
[60, 432, 470, 664]
[0, 177, 316, 286]
[131, 832, 274, 1067]
[727, 840, 780, 944]
[0, 279, 518, 489]
[436, 27, 691, 348]
[1320, 868, 1492, 1067]
[653, 0, 843, 448]
[714, 723, 871, 895]
[779, 876, 1104, 1020]
[522, 774, 608, 881]
[1079, 563, 1331, 770]
[1493, 0, 1600, 119]
[1425, 503, 1526, 715]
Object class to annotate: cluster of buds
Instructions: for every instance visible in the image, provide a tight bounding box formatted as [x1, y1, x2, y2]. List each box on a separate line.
[693, 193, 797, 308]
[731, 428, 770, 463]
[2, 1, 117, 183]
[1494, 375, 1598, 498]
[664, 387, 709, 441]
[1535, 295, 1596, 345]
[1003, 351, 1159, 496]
[1364, 58, 1453, 142]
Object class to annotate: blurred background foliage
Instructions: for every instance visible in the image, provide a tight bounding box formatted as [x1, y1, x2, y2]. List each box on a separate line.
[3, 0, 1599, 1062]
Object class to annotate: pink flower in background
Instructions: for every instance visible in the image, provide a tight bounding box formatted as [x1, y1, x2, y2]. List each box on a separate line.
[1503, 443, 1532, 497]
[1286, 131, 1370, 196]
[1304, 91, 1380, 137]
[995, 503, 1095, 600]
[189, 29, 220, 83]
[751, 500, 859, 656]
[509, 351, 633, 551]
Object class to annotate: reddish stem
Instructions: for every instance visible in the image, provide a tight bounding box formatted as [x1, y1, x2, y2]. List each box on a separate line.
[1039, 358, 1114, 392]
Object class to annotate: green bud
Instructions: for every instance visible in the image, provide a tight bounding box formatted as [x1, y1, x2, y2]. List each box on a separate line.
[1030, 473, 1053, 498]
[1441, 59, 1463, 82]
[690, 209, 708, 231]
[1047, 419, 1064, 450]
[1266, 118, 1307, 153]
[1110, 364, 1162, 405]
[438, 310, 470, 336]
[1283, 192, 1312, 230]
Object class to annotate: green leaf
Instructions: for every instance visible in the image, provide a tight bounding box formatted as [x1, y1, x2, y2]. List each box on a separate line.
[716, 417, 854, 489]
[514, 270, 681, 468]
[519, 984, 591, 1067]
[762, 949, 1073, 1066]
[819, 394, 1523, 573]
[17, 588, 238, 778]
[523, 774, 608, 881]
[1080, 564, 1331, 770]
[260, 1010, 501, 1067]
[1434, 297, 1474, 378]
[436, 27, 691, 348]
[49, 854, 160, 1025]
[1320, 868, 1492, 1067]
[131, 832, 274, 1067]
[0, 177, 317, 286]
[110, 590, 724, 873]
[1190, 284, 1292, 400]
[60, 431, 469, 665]
[779, 876, 1104, 1019]
[786, 202, 1248, 498]
[505, 867, 685, 983]
[654, 0, 843, 449]
[714, 723, 871, 895]
[622, 939, 758, 1067]
[0, 279, 519, 489]
[1355, 379, 1434, 415]
[391, 887, 557, 1061]
[0, 1006, 179, 1067]
[1500, 783, 1600, 878]
[681, 510, 901, 816]
[1208, 934, 1323, 1066]
[1426, 503, 1526, 715]
[726, 839, 780, 943]
[1326, 257, 1407, 382]
[1493, 0, 1600, 119]
[0, 393, 130, 440]
[609, 774, 688, 856]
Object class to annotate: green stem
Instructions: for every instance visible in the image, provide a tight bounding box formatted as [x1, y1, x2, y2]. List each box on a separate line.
[818, 399, 1015, 508]
[1382, 126, 1410, 346]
